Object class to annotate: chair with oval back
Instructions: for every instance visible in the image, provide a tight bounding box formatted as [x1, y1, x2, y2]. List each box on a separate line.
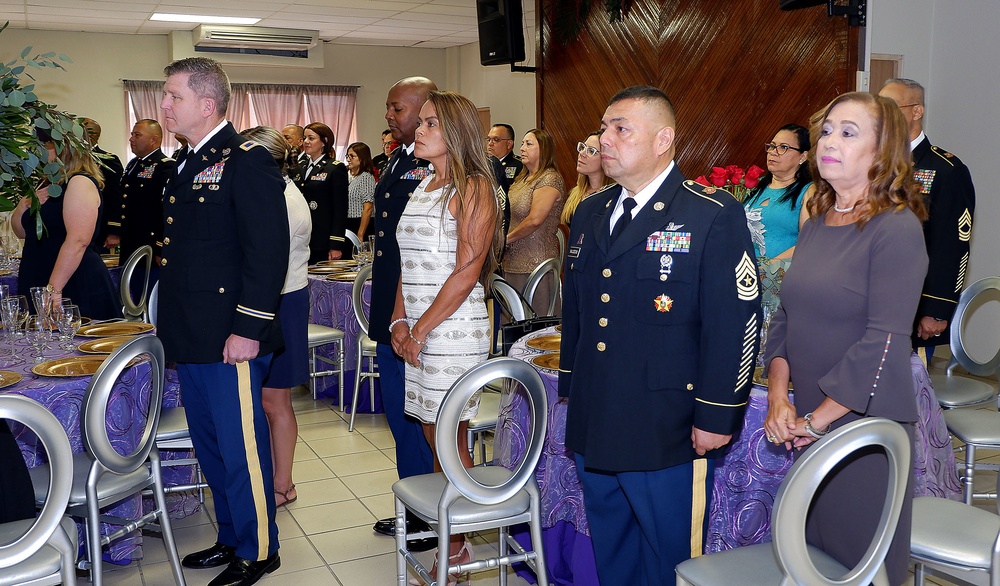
[392, 357, 549, 586]
[120, 245, 153, 322]
[0, 395, 77, 586]
[676, 418, 911, 586]
[522, 258, 561, 317]
[345, 229, 363, 251]
[28, 335, 186, 586]
[350, 263, 378, 432]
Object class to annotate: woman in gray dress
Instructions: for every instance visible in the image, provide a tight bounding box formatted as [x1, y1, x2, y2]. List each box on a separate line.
[762, 92, 928, 585]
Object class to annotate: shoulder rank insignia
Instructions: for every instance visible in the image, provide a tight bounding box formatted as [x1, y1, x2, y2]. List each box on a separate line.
[239, 140, 258, 151]
[735, 251, 759, 301]
[683, 180, 725, 207]
[958, 208, 973, 242]
[931, 145, 957, 166]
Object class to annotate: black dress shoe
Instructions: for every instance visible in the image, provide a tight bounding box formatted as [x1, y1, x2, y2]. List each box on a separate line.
[207, 552, 281, 586]
[373, 516, 438, 552]
[182, 542, 237, 569]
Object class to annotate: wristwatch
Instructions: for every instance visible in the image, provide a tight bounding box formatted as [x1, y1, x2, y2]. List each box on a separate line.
[45, 284, 62, 294]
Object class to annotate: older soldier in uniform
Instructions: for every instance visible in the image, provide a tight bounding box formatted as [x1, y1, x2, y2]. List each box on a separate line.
[486, 123, 523, 193]
[879, 78, 976, 360]
[368, 77, 438, 551]
[114, 119, 174, 266]
[159, 57, 288, 586]
[559, 86, 761, 585]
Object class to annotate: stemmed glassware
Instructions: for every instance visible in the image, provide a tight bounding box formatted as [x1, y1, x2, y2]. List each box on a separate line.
[8, 295, 29, 340]
[0, 297, 20, 360]
[55, 304, 82, 351]
[29, 286, 52, 330]
[25, 315, 49, 363]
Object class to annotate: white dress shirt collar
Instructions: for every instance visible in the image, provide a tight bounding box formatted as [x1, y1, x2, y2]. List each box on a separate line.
[910, 131, 926, 152]
[609, 161, 675, 229]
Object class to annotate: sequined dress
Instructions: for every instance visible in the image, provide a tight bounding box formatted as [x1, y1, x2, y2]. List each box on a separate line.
[397, 177, 489, 423]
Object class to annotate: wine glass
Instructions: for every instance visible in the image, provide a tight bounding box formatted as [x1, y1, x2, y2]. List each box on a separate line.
[56, 304, 82, 351]
[29, 286, 51, 328]
[0, 297, 19, 359]
[12, 295, 29, 339]
[25, 316, 48, 362]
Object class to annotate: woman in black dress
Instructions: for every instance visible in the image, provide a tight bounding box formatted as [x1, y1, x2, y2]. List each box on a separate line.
[12, 132, 119, 320]
[291, 122, 349, 264]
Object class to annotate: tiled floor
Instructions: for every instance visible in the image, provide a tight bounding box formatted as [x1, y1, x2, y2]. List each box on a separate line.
[102, 386, 530, 586]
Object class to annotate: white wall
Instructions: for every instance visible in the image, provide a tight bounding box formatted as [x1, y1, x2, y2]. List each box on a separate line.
[871, 0, 1000, 353]
[1, 27, 537, 160]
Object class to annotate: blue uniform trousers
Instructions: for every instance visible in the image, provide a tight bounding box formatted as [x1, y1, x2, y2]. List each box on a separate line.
[575, 454, 715, 586]
[376, 343, 433, 479]
[177, 356, 278, 561]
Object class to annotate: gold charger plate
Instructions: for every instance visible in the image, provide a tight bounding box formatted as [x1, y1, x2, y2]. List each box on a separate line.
[327, 272, 359, 282]
[0, 269, 13, 277]
[530, 353, 560, 371]
[77, 322, 154, 338]
[752, 366, 793, 390]
[77, 336, 134, 355]
[314, 260, 358, 267]
[308, 265, 353, 275]
[525, 334, 561, 351]
[32, 356, 107, 377]
[0, 370, 23, 389]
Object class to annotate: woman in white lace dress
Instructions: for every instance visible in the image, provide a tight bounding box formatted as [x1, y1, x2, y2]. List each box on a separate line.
[390, 90, 503, 581]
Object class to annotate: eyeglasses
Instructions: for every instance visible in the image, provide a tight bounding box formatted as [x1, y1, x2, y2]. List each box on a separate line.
[577, 142, 600, 157]
[764, 143, 805, 155]
[345, 154, 358, 160]
[485, 137, 513, 144]
[897, 103, 920, 109]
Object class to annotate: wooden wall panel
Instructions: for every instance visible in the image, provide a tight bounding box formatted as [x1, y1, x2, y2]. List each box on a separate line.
[538, 0, 859, 183]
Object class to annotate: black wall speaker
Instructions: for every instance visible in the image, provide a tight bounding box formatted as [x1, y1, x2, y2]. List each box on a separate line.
[478, 0, 525, 66]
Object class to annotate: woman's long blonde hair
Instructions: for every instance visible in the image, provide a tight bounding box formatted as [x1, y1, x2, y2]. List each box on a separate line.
[425, 90, 504, 283]
[561, 131, 613, 225]
[806, 92, 927, 226]
[50, 129, 105, 190]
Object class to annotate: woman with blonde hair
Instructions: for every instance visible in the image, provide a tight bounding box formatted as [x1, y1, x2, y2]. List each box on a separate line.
[12, 127, 119, 319]
[389, 90, 502, 584]
[504, 127, 565, 315]
[763, 92, 928, 586]
[561, 131, 613, 226]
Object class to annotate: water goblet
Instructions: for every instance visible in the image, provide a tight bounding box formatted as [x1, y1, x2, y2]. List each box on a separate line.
[56, 304, 82, 351]
[29, 286, 51, 327]
[25, 316, 48, 362]
[12, 295, 29, 339]
[0, 297, 18, 359]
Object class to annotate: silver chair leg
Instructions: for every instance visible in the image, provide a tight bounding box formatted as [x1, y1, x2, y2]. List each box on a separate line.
[395, 498, 407, 586]
[151, 452, 187, 585]
[84, 489, 104, 586]
[528, 490, 549, 586]
[964, 444, 977, 505]
[498, 525, 509, 586]
[350, 343, 364, 431]
[309, 347, 317, 400]
[337, 339, 345, 412]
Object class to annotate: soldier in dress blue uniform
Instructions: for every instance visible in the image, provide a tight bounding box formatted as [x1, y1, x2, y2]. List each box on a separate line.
[486, 123, 523, 193]
[559, 86, 761, 585]
[880, 79, 976, 360]
[158, 57, 289, 586]
[367, 77, 438, 551]
[111, 119, 174, 268]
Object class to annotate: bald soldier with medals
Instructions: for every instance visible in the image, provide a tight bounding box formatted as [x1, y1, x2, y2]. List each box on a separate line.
[559, 86, 761, 585]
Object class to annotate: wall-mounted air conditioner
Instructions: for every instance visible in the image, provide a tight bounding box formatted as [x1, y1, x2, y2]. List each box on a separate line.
[169, 30, 325, 69]
[193, 25, 319, 52]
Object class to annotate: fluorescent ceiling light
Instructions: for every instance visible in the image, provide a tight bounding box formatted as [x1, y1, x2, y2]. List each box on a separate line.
[150, 13, 261, 25]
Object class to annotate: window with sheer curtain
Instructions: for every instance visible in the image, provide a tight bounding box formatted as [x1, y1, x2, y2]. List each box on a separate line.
[123, 80, 358, 161]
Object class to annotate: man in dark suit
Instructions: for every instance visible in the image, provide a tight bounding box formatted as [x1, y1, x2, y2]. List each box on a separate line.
[81, 118, 125, 252]
[559, 86, 760, 585]
[113, 119, 173, 266]
[368, 77, 437, 550]
[880, 79, 976, 361]
[158, 57, 288, 586]
[487, 123, 523, 192]
[372, 129, 393, 180]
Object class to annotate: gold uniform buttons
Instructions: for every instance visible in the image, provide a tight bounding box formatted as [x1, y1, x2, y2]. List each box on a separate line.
[169, 196, 175, 203]
[382, 211, 388, 218]
[378, 231, 384, 237]
[600, 293, 610, 303]
[596, 342, 606, 352]
[602, 268, 612, 278]
[377, 250, 382, 257]
[660, 274, 668, 281]
[163, 237, 170, 245]
[218, 287, 225, 293]
[598, 318, 608, 327]
[686, 383, 694, 390]
[198, 197, 205, 203]
[160, 258, 167, 266]
[166, 217, 173, 224]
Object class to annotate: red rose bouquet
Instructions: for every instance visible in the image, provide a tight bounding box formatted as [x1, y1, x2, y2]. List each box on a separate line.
[694, 164, 766, 203]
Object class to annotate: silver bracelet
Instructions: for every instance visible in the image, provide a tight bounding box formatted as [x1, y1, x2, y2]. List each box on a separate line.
[408, 331, 425, 346]
[803, 412, 829, 439]
[388, 317, 408, 333]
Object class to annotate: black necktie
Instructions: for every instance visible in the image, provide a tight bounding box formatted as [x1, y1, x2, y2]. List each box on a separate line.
[611, 197, 637, 242]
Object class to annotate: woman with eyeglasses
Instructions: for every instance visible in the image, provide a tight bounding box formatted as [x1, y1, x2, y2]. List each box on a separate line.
[504, 128, 565, 315]
[744, 124, 815, 309]
[561, 131, 615, 226]
[344, 142, 376, 243]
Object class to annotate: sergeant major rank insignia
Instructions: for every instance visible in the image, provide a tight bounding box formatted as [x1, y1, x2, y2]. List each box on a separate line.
[735, 252, 759, 301]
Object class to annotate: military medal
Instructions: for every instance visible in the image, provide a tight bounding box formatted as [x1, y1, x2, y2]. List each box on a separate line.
[659, 254, 673, 279]
[654, 294, 673, 312]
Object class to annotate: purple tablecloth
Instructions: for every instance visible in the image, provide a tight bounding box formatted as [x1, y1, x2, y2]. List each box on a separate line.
[0, 261, 123, 297]
[495, 326, 599, 586]
[0, 334, 196, 563]
[307, 274, 382, 413]
[705, 352, 962, 553]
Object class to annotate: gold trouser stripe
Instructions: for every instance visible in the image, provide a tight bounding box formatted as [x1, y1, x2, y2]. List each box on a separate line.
[917, 347, 928, 368]
[689, 458, 708, 558]
[237, 361, 269, 560]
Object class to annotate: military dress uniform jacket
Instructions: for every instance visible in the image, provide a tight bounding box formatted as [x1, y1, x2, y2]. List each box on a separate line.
[911, 136, 976, 348]
[114, 149, 174, 263]
[494, 153, 523, 193]
[157, 123, 289, 364]
[291, 156, 349, 263]
[368, 148, 432, 345]
[94, 146, 124, 249]
[558, 167, 762, 473]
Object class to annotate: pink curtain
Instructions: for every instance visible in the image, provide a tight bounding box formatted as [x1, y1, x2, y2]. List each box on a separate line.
[227, 90, 252, 135]
[124, 80, 176, 158]
[304, 85, 358, 160]
[244, 84, 306, 132]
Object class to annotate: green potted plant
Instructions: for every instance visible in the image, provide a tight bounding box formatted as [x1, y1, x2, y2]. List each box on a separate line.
[1, 20, 91, 237]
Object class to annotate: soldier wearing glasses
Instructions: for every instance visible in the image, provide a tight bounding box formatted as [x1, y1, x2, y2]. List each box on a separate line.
[486, 123, 523, 192]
